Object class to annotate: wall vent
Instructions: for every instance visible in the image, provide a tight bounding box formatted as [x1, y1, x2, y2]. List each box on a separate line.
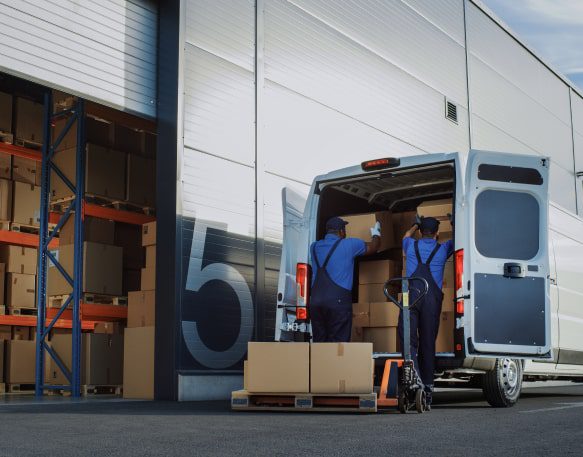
[445, 99, 458, 124]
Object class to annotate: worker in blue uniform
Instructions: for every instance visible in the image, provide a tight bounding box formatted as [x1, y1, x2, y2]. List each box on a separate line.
[310, 217, 381, 342]
[400, 216, 454, 408]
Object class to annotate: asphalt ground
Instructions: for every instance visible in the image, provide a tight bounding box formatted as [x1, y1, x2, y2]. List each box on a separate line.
[0, 383, 582, 457]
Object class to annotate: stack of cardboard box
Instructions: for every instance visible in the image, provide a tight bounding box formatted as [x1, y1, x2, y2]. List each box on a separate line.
[123, 221, 156, 399]
[0, 247, 35, 312]
[245, 342, 373, 395]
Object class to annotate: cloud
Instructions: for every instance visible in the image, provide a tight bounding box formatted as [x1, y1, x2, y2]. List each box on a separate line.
[481, 0, 583, 90]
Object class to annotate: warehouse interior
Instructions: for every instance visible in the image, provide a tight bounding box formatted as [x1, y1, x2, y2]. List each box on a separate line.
[0, 71, 158, 399]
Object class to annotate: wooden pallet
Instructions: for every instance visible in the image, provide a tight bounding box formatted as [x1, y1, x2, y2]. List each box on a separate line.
[50, 194, 154, 216]
[14, 138, 42, 150]
[0, 131, 13, 144]
[0, 306, 5, 315]
[7, 307, 37, 316]
[10, 222, 40, 235]
[7, 383, 36, 393]
[48, 294, 127, 308]
[47, 385, 122, 397]
[0, 220, 11, 231]
[231, 390, 377, 413]
[0, 383, 5, 394]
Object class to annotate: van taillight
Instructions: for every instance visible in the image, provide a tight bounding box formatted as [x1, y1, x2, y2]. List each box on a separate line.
[296, 263, 311, 320]
[361, 157, 400, 171]
[455, 249, 464, 314]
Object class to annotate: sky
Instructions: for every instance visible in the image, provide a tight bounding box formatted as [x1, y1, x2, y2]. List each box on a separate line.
[481, 0, 583, 90]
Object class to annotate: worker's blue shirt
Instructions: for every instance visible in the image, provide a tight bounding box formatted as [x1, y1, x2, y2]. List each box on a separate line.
[311, 234, 366, 291]
[403, 237, 454, 289]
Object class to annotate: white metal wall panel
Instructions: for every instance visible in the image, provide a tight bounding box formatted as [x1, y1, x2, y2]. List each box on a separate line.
[183, 45, 255, 166]
[572, 92, 583, 174]
[289, 0, 467, 106]
[264, 0, 469, 159]
[402, 0, 465, 44]
[549, 163, 577, 213]
[0, 0, 157, 117]
[185, 0, 255, 72]
[467, 3, 571, 125]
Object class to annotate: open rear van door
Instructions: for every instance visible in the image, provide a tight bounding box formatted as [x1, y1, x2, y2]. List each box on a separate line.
[275, 187, 308, 341]
[465, 150, 551, 358]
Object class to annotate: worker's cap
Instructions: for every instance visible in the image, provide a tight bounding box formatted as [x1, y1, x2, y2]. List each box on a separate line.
[419, 216, 440, 233]
[326, 216, 349, 231]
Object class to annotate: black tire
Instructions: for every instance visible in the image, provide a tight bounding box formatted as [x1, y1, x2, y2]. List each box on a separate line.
[482, 358, 523, 407]
[398, 391, 408, 414]
[415, 389, 426, 414]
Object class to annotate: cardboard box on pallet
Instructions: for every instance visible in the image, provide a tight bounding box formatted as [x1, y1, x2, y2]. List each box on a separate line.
[12, 156, 40, 186]
[436, 312, 455, 353]
[363, 327, 398, 353]
[0, 178, 12, 221]
[0, 153, 11, 179]
[358, 260, 397, 285]
[47, 242, 123, 296]
[15, 98, 43, 144]
[50, 144, 126, 201]
[60, 216, 115, 246]
[142, 221, 156, 246]
[47, 333, 124, 386]
[123, 326, 155, 399]
[247, 342, 310, 393]
[6, 340, 36, 384]
[114, 223, 144, 270]
[6, 273, 36, 308]
[0, 91, 12, 133]
[94, 322, 124, 334]
[12, 181, 40, 227]
[53, 116, 114, 151]
[128, 290, 155, 328]
[127, 154, 156, 208]
[342, 211, 396, 251]
[0, 245, 37, 274]
[310, 343, 373, 394]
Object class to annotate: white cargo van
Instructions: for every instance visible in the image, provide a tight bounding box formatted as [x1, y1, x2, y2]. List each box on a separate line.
[275, 149, 583, 407]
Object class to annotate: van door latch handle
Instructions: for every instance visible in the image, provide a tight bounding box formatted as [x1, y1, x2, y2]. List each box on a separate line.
[503, 262, 526, 278]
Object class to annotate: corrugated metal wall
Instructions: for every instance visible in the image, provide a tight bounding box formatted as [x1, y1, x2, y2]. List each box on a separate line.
[0, 0, 157, 117]
[177, 0, 583, 397]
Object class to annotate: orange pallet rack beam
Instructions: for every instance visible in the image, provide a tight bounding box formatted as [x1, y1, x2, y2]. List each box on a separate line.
[46, 303, 128, 322]
[0, 229, 58, 249]
[0, 315, 96, 330]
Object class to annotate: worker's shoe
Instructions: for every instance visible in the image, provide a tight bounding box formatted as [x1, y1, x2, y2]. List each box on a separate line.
[424, 384, 434, 410]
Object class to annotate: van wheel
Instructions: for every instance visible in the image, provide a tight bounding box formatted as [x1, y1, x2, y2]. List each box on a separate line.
[482, 358, 523, 407]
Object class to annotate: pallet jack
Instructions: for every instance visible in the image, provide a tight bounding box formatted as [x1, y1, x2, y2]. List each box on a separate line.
[377, 276, 429, 413]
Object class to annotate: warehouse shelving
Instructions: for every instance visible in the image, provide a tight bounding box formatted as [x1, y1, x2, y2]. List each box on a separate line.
[0, 315, 96, 331]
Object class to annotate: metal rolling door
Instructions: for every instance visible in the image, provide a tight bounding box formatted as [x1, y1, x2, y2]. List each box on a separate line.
[0, 0, 157, 117]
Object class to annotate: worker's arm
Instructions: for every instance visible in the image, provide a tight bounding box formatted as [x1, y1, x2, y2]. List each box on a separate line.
[364, 221, 381, 255]
[402, 222, 419, 241]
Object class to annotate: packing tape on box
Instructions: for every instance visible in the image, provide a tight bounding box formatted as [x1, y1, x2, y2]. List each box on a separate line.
[337, 343, 344, 357]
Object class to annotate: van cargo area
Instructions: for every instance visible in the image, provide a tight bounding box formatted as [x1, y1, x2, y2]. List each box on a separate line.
[316, 162, 457, 361]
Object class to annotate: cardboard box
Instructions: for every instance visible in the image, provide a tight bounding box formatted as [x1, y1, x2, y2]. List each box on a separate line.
[141, 267, 155, 291]
[352, 302, 370, 328]
[127, 154, 156, 207]
[47, 242, 123, 296]
[436, 312, 455, 353]
[363, 327, 398, 353]
[392, 211, 417, 240]
[351, 325, 364, 342]
[442, 287, 455, 313]
[123, 326, 155, 399]
[123, 268, 141, 295]
[438, 232, 453, 243]
[51, 144, 126, 200]
[417, 199, 452, 218]
[142, 221, 156, 246]
[342, 211, 395, 251]
[0, 340, 4, 382]
[0, 263, 4, 306]
[310, 343, 373, 394]
[6, 340, 36, 384]
[358, 283, 387, 302]
[115, 124, 143, 155]
[247, 342, 310, 393]
[0, 91, 12, 133]
[115, 223, 144, 270]
[12, 156, 40, 186]
[0, 245, 37, 274]
[0, 325, 11, 340]
[443, 260, 454, 289]
[243, 360, 248, 391]
[0, 178, 12, 221]
[12, 181, 40, 226]
[369, 302, 400, 327]
[6, 273, 36, 308]
[146, 245, 156, 268]
[94, 322, 124, 334]
[358, 260, 397, 284]
[47, 333, 124, 386]
[60, 216, 115, 246]
[15, 98, 43, 143]
[0, 153, 11, 179]
[142, 131, 157, 159]
[12, 326, 31, 341]
[53, 116, 114, 151]
[128, 290, 155, 328]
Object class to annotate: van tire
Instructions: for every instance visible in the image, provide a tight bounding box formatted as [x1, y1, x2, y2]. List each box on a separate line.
[482, 358, 523, 407]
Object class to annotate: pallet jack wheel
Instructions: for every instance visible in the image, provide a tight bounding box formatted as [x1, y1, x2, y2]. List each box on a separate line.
[398, 391, 408, 414]
[415, 389, 426, 414]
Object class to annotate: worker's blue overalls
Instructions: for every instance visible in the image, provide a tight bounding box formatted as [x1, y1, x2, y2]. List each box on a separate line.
[310, 239, 353, 342]
[399, 240, 443, 400]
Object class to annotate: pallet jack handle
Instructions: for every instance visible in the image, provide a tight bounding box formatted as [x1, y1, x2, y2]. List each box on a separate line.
[383, 277, 429, 311]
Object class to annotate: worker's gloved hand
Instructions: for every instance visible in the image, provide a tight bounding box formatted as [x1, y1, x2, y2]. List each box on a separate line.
[370, 221, 381, 238]
[412, 214, 422, 228]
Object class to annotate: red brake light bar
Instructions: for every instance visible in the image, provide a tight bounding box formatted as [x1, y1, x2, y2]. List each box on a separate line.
[296, 263, 311, 321]
[361, 157, 400, 171]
